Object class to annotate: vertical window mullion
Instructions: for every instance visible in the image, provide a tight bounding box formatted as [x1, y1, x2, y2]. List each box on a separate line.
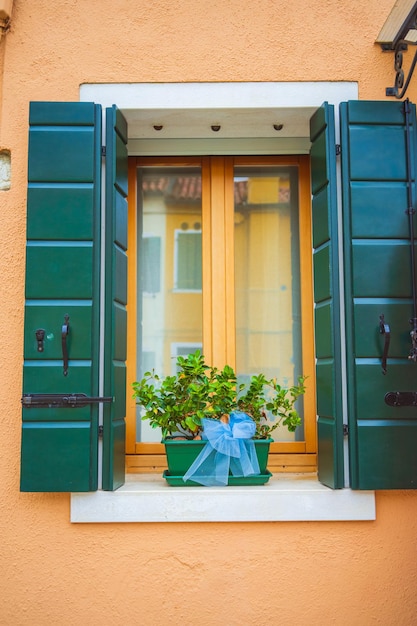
[201, 157, 213, 363]
[224, 157, 236, 367]
[209, 157, 228, 367]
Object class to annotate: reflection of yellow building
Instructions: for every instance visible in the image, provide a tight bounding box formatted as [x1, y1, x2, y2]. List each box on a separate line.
[140, 171, 299, 384]
[164, 211, 203, 368]
[139, 173, 203, 380]
[139, 168, 301, 442]
[235, 173, 298, 383]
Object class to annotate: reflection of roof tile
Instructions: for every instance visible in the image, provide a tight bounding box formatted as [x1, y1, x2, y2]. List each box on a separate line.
[142, 177, 201, 202]
[142, 178, 169, 194]
[170, 176, 202, 201]
[142, 177, 289, 204]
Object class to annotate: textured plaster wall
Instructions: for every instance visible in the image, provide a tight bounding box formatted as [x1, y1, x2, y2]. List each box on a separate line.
[1, 1, 417, 624]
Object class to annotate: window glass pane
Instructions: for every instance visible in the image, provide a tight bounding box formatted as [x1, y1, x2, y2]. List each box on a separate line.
[234, 167, 303, 440]
[137, 167, 203, 442]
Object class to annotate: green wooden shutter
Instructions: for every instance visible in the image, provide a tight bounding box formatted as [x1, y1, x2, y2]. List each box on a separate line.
[21, 102, 128, 492]
[21, 102, 102, 491]
[310, 103, 345, 489]
[102, 105, 128, 491]
[341, 100, 417, 489]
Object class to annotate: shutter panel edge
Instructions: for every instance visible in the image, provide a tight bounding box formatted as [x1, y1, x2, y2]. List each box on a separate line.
[102, 105, 128, 491]
[310, 102, 345, 489]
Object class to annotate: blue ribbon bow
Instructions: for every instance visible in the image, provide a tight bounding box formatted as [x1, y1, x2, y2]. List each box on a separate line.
[183, 411, 260, 486]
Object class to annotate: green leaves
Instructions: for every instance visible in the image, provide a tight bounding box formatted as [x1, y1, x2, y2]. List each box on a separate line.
[132, 350, 306, 439]
[237, 375, 306, 437]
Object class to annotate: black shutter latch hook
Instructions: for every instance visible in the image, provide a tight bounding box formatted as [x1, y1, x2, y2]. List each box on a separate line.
[409, 318, 417, 362]
[62, 314, 70, 376]
[379, 314, 391, 375]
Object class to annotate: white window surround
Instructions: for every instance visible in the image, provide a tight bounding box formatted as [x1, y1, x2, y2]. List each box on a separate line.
[72, 81, 376, 523]
[72, 474, 375, 523]
[80, 81, 358, 155]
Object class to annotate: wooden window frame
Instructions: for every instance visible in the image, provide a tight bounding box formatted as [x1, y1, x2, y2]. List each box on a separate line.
[126, 155, 317, 474]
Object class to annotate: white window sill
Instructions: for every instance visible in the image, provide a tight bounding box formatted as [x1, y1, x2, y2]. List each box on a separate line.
[71, 474, 375, 523]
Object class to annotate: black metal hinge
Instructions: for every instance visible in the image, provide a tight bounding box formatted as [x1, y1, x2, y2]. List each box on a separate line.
[336, 144, 341, 156]
[98, 425, 104, 438]
[101, 146, 106, 157]
[343, 424, 349, 437]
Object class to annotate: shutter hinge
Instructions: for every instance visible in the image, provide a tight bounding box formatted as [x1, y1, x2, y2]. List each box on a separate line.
[336, 144, 341, 156]
[343, 424, 349, 437]
[98, 425, 104, 438]
[101, 146, 106, 157]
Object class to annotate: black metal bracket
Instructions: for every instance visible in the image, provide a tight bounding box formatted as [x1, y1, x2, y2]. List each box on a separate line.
[385, 391, 417, 407]
[21, 393, 113, 408]
[381, 6, 417, 99]
[384, 42, 417, 99]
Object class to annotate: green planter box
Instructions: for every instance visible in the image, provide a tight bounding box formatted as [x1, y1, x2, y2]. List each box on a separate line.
[162, 438, 272, 486]
[162, 470, 272, 486]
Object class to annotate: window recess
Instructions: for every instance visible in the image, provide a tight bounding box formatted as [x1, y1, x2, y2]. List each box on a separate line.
[126, 155, 317, 473]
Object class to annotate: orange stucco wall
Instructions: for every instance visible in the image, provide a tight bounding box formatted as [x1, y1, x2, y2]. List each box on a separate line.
[1, 1, 417, 624]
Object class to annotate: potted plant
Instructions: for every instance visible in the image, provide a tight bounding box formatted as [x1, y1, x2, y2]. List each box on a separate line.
[132, 350, 305, 486]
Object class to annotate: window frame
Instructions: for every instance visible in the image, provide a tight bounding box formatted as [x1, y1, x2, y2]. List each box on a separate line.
[126, 154, 317, 474]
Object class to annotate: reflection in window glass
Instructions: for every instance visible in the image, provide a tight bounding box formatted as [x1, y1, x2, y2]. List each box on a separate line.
[137, 168, 203, 441]
[234, 167, 303, 440]
[174, 230, 202, 291]
[142, 236, 161, 294]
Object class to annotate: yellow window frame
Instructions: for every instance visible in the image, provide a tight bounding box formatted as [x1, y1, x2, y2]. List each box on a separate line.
[125, 155, 317, 473]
